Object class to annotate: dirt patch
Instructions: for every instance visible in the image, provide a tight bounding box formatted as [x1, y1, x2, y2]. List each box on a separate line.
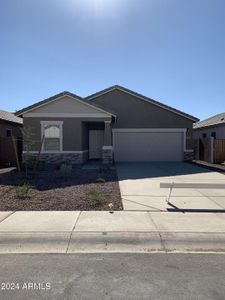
[0, 167, 123, 211]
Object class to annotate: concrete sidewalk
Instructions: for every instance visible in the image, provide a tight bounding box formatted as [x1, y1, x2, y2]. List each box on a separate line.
[0, 211, 225, 253]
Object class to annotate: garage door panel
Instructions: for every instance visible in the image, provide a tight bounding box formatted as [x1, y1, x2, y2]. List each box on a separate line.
[113, 131, 183, 162]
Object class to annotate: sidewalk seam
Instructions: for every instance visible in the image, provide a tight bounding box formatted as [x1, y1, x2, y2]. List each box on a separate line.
[66, 211, 81, 253]
[0, 211, 16, 225]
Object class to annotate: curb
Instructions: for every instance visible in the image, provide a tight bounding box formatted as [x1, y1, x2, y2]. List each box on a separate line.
[0, 231, 225, 254]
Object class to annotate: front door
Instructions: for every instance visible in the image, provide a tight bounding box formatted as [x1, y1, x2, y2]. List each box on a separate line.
[89, 130, 104, 159]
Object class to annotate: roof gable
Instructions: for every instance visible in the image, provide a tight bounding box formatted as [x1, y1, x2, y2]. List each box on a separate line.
[16, 92, 114, 117]
[85, 85, 199, 122]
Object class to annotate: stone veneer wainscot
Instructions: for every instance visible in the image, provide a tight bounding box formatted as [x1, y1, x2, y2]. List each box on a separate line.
[23, 152, 89, 164]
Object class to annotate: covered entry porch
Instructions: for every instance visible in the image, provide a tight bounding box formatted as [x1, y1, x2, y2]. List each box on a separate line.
[83, 120, 113, 164]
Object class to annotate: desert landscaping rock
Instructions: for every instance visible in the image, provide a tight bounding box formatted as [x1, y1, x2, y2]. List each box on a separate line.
[0, 167, 122, 211]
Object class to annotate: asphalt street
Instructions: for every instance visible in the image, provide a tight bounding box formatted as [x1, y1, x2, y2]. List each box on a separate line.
[0, 253, 225, 300]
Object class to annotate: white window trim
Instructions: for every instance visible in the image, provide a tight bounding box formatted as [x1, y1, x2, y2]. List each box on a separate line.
[40, 121, 63, 153]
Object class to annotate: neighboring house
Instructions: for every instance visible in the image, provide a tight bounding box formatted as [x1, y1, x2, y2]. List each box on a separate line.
[193, 112, 225, 139]
[15, 85, 198, 164]
[0, 109, 23, 166]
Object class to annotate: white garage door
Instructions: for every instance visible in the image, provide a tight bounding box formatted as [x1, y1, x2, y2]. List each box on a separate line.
[113, 130, 184, 162]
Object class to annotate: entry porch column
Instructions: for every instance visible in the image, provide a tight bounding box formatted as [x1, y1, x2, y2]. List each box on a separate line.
[102, 120, 113, 164]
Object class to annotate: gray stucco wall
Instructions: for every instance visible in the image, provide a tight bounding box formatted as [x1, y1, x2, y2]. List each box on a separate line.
[88, 89, 195, 149]
[193, 124, 225, 140]
[23, 117, 109, 151]
[82, 122, 89, 150]
[0, 121, 23, 165]
[0, 121, 22, 138]
[22, 89, 196, 155]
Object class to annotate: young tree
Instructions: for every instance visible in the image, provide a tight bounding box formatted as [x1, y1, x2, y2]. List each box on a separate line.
[21, 127, 36, 178]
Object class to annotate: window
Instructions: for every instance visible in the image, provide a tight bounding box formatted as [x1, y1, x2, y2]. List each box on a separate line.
[211, 132, 216, 138]
[41, 121, 63, 152]
[186, 128, 191, 139]
[202, 133, 207, 138]
[6, 129, 12, 137]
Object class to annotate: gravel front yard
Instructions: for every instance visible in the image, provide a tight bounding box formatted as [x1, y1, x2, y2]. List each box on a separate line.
[0, 166, 123, 211]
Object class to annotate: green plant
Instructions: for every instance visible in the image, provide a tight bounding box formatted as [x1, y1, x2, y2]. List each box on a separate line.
[96, 176, 106, 183]
[87, 189, 106, 204]
[59, 163, 72, 177]
[16, 184, 32, 199]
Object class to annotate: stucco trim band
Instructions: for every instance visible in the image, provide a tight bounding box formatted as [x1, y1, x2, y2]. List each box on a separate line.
[112, 128, 187, 133]
[24, 113, 112, 118]
[102, 146, 113, 150]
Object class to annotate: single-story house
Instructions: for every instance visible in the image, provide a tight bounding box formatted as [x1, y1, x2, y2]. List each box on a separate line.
[193, 112, 225, 139]
[15, 85, 199, 164]
[0, 109, 23, 165]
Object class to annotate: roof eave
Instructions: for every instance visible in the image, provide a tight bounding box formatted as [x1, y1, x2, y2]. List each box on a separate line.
[0, 118, 23, 125]
[194, 122, 225, 130]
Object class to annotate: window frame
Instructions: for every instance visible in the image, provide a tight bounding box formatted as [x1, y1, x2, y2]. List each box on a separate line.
[211, 132, 216, 139]
[40, 121, 63, 153]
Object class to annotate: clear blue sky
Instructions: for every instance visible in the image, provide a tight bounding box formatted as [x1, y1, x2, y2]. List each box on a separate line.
[1, 0, 225, 120]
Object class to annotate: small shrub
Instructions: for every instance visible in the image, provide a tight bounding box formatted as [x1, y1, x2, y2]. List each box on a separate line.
[16, 184, 32, 199]
[59, 163, 72, 177]
[87, 189, 106, 204]
[96, 176, 106, 183]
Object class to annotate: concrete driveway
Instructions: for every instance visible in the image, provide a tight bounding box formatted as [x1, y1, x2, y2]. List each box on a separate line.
[116, 162, 225, 211]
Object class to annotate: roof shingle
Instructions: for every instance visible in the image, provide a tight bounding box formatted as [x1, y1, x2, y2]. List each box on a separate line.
[0, 109, 23, 125]
[193, 112, 225, 129]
